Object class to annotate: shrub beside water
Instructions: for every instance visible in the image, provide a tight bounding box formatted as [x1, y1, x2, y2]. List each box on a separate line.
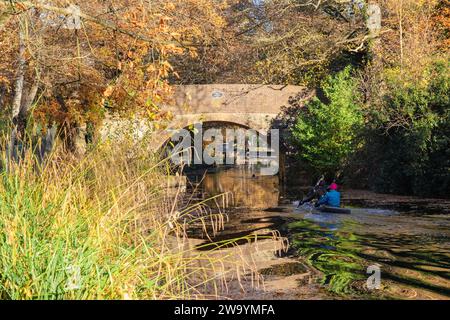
[368, 60, 450, 197]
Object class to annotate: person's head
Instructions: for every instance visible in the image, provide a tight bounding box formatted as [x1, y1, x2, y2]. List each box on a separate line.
[329, 183, 338, 191]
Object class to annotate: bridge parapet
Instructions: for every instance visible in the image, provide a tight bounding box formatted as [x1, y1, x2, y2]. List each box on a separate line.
[167, 84, 305, 116]
[102, 84, 307, 149]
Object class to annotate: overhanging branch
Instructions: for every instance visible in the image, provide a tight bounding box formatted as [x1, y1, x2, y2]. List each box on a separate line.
[1, 0, 199, 47]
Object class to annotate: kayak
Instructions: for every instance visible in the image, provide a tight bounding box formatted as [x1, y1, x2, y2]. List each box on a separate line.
[316, 206, 351, 214]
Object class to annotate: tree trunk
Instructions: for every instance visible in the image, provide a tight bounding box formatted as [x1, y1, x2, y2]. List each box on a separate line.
[8, 21, 26, 164]
[54, 93, 85, 155]
[63, 122, 81, 154]
[12, 23, 26, 122]
[39, 124, 57, 163]
[20, 80, 39, 117]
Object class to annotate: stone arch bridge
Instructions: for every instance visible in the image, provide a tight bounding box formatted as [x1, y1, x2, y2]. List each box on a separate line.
[103, 84, 306, 149]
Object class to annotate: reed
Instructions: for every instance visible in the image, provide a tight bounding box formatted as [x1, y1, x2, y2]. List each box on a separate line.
[0, 136, 265, 299]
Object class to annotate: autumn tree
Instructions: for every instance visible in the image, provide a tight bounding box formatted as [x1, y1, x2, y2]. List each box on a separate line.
[171, 0, 374, 85]
[352, 0, 450, 196]
[0, 0, 226, 154]
[433, 0, 450, 50]
[360, 0, 447, 129]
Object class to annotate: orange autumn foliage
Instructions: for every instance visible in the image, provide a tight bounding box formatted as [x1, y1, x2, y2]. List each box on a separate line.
[0, 0, 227, 130]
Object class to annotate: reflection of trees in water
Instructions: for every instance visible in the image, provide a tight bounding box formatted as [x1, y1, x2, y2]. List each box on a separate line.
[289, 217, 450, 299]
[202, 167, 279, 209]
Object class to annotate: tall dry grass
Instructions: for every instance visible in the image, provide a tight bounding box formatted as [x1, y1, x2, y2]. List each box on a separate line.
[0, 136, 265, 299]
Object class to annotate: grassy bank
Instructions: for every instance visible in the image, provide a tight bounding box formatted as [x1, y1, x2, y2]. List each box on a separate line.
[0, 137, 242, 299]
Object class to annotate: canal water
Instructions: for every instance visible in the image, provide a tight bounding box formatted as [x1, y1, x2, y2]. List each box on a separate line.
[184, 166, 450, 300]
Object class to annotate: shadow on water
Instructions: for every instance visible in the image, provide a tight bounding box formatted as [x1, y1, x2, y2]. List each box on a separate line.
[193, 215, 289, 251]
[184, 165, 286, 249]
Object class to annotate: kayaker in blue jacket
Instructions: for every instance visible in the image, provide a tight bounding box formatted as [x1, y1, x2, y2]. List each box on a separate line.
[316, 183, 341, 208]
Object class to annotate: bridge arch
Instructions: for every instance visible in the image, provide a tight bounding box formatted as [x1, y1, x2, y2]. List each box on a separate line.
[153, 113, 275, 150]
[101, 84, 308, 150]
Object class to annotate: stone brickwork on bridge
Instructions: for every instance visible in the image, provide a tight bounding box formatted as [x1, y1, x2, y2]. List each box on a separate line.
[102, 84, 306, 149]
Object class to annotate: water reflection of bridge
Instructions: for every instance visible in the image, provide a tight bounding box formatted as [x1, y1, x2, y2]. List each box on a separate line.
[187, 166, 280, 210]
[169, 123, 280, 168]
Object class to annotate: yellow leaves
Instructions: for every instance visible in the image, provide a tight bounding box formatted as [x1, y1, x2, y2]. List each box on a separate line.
[146, 109, 157, 121]
[433, 0, 450, 49]
[188, 48, 198, 58]
[147, 109, 173, 123]
[164, 3, 176, 11]
[166, 110, 174, 121]
[146, 64, 157, 73]
[159, 16, 170, 31]
[0, 0, 229, 127]
[378, 0, 442, 72]
[0, 75, 10, 86]
[161, 60, 173, 71]
[13, 2, 27, 11]
[163, 43, 184, 55]
[103, 85, 114, 98]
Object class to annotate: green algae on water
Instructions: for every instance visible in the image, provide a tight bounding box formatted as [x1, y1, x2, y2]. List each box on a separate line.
[288, 219, 367, 295]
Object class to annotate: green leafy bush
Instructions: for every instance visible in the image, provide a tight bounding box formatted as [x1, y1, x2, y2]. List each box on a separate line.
[291, 67, 364, 175]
